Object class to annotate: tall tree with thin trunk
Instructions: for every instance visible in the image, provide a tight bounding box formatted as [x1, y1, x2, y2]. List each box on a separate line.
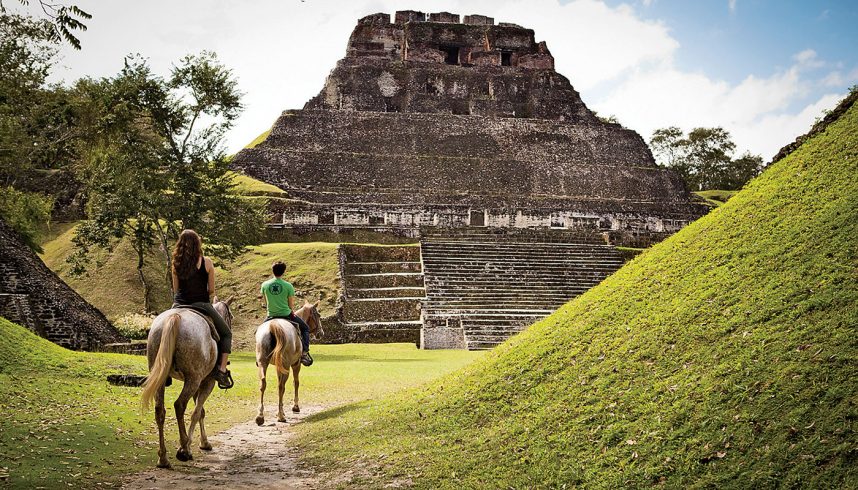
[70, 53, 267, 312]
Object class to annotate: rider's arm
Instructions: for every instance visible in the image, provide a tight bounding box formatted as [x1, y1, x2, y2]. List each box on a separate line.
[205, 257, 215, 299]
[171, 268, 179, 294]
[288, 295, 295, 312]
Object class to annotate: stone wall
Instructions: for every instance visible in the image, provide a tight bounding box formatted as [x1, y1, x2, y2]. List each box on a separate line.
[0, 219, 124, 349]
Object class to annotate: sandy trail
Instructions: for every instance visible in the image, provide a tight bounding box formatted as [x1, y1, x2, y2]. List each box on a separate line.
[123, 404, 325, 489]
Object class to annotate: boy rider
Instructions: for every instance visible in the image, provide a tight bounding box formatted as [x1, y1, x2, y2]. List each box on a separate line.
[260, 261, 313, 366]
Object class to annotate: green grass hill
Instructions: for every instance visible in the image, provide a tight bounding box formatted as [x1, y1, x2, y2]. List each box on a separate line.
[294, 95, 858, 487]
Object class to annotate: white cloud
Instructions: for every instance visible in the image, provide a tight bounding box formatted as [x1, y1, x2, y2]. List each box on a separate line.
[49, 0, 848, 161]
[729, 0, 738, 13]
[822, 71, 845, 87]
[593, 53, 837, 159]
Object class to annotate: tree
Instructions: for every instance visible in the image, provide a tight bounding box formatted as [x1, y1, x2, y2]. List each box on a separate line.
[70, 53, 267, 312]
[650, 126, 764, 191]
[0, 0, 90, 49]
[0, 186, 53, 251]
[0, 12, 81, 249]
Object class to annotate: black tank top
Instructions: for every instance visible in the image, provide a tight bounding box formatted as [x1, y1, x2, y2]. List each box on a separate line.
[174, 257, 209, 304]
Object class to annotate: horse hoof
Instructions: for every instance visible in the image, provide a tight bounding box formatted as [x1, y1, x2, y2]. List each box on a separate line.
[255, 416, 265, 426]
[157, 461, 171, 469]
[292, 406, 300, 413]
[277, 415, 287, 423]
[200, 443, 212, 451]
[176, 449, 192, 462]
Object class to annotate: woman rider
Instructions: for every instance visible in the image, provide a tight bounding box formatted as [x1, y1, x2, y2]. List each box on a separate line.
[171, 229, 233, 389]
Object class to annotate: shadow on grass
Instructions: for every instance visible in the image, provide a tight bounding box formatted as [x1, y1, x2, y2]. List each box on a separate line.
[305, 403, 365, 423]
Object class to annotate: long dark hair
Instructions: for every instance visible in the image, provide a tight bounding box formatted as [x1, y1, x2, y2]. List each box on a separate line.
[172, 229, 203, 281]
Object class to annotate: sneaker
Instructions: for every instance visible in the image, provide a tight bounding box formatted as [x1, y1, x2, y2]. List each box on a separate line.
[301, 352, 313, 366]
[211, 368, 234, 389]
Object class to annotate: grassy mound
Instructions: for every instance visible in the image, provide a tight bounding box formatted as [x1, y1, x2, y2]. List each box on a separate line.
[230, 170, 288, 197]
[295, 98, 858, 486]
[39, 228, 340, 348]
[694, 189, 738, 207]
[0, 317, 482, 488]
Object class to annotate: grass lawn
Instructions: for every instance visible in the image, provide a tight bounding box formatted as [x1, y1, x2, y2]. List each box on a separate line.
[0, 317, 482, 489]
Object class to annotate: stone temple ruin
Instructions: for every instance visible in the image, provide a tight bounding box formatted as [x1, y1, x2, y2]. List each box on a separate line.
[232, 11, 706, 349]
[0, 219, 124, 350]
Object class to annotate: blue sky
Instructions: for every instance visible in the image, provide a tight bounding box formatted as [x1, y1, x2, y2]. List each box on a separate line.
[605, 0, 858, 113]
[44, 0, 858, 160]
[629, 0, 857, 83]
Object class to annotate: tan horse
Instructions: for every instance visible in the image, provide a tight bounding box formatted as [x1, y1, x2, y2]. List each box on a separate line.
[254, 301, 324, 425]
[141, 298, 234, 468]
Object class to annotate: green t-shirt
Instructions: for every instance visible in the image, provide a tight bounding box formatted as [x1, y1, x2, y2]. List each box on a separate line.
[260, 277, 295, 317]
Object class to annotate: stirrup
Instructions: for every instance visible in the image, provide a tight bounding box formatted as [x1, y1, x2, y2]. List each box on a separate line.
[301, 352, 313, 367]
[212, 368, 234, 389]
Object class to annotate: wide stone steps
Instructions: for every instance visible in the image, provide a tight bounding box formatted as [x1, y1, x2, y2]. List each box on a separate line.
[424, 280, 604, 289]
[421, 230, 624, 350]
[422, 261, 623, 269]
[348, 286, 427, 299]
[420, 230, 607, 245]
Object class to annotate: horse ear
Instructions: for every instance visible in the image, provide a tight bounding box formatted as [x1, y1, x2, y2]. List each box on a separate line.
[225, 296, 234, 306]
[314, 300, 320, 307]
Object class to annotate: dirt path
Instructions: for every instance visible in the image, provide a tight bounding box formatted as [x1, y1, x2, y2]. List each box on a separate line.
[123, 404, 327, 489]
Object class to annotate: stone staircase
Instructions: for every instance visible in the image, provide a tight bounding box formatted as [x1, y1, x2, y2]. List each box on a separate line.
[420, 228, 624, 350]
[337, 244, 424, 344]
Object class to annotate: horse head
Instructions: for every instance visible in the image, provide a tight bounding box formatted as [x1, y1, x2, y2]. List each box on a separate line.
[304, 300, 324, 339]
[213, 296, 234, 328]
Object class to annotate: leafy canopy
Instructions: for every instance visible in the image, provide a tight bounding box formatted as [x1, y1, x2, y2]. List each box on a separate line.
[70, 53, 266, 310]
[650, 126, 764, 191]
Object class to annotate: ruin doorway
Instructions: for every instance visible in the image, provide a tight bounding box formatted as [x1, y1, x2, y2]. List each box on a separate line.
[442, 45, 460, 65]
[469, 210, 486, 227]
[501, 51, 512, 66]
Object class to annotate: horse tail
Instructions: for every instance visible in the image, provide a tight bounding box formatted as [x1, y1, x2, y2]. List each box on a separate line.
[270, 321, 290, 375]
[141, 313, 181, 411]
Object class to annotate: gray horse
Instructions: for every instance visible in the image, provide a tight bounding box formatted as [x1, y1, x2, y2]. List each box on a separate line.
[141, 298, 233, 468]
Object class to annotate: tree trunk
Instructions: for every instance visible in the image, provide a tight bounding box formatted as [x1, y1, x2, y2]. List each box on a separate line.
[136, 245, 151, 313]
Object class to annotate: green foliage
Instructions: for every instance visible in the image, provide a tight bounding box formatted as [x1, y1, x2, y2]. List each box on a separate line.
[651, 126, 765, 190]
[0, 12, 64, 184]
[112, 312, 154, 340]
[69, 53, 267, 309]
[296, 100, 858, 487]
[0, 1, 91, 49]
[0, 186, 53, 251]
[0, 317, 481, 488]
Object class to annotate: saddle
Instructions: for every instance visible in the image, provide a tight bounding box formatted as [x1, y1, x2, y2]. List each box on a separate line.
[172, 304, 220, 342]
